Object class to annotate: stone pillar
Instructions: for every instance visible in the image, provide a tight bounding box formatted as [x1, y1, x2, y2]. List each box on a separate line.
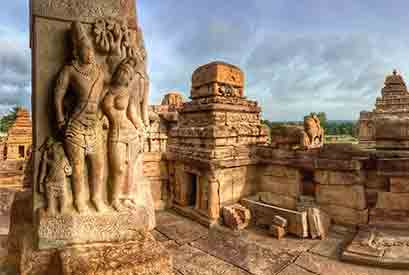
[208, 169, 220, 220]
[6, 1, 173, 274]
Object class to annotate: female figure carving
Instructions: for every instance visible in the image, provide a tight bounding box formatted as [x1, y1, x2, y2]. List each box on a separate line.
[102, 58, 146, 211]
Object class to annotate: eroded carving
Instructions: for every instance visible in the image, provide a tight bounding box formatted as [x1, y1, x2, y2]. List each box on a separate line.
[301, 114, 324, 148]
[38, 138, 72, 216]
[102, 57, 145, 211]
[54, 21, 107, 213]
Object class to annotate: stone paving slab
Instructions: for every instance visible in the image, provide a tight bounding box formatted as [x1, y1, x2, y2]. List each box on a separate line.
[296, 252, 409, 275]
[277, 264, 315, 275]
[310, 231, 354, 259]
[242, 227, 319, 257]
[156, 216, 209, 245]
[169, 244, 251, 275]
[191, 229, 296, 275]
[152, 229, 171, 242]
[156, 211, 187, 226]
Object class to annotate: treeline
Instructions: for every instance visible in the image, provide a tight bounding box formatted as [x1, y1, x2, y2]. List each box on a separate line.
[0, 106, 21, 133]
[262, 112, 357, 137]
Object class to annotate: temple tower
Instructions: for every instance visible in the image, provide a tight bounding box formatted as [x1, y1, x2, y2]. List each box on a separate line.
[168, 61, 268, 224]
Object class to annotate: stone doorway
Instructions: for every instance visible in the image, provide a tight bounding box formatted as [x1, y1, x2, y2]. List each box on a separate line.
[18, 146, 25, 159]
[187, 173, 199, 208]
[301, 169, 316, 198]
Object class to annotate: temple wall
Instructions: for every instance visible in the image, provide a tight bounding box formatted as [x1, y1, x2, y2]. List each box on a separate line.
[218, 165, 258, 207]
[143, 152, 169, 210]
[250, 145, 409, 227]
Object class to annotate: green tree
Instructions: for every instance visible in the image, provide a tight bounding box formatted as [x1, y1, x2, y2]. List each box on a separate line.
[0, 106, 22, 133]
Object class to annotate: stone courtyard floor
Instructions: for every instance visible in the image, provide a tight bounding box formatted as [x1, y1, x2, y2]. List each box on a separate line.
[154, 210, 409, 275]
[1, 210, 409, 274]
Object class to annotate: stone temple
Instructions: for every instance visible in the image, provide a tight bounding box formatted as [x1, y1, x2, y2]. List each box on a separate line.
[358, 70, 409, 147]
[3, 0, 409, 274]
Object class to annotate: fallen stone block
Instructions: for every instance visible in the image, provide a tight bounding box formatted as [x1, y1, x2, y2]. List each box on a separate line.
[273, 215, 288, 228]
[307, 208, 331, 239]
[269, 224, 287, 240]
[241, 196, 308, 238]
[258, 192, 297, 210]
[222, 204, 251, 231]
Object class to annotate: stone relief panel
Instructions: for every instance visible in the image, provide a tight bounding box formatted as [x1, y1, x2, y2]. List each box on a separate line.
[32, 0, 137, 27]
[36, 19, 150, 217]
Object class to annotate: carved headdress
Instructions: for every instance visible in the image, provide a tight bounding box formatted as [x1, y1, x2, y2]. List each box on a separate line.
[71, 21, 93, 59]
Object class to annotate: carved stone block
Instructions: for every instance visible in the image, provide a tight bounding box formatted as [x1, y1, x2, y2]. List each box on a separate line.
[317, 185, 367, 210]
[222, 204, 251, 231]
[269, 224, 287, 240]
[191, 62, 244, 97]
[60, 235, 173, 275]
[390, 177, 409, 193]
[272, 215, 288, 228]
[36, 207, 154, 249]
[258, 192, 297, 210]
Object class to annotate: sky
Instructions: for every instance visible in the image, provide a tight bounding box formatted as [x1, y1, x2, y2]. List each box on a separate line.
[1, 1, 409, 121]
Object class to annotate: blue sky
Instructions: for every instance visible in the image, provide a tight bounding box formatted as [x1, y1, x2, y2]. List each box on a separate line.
[1, 1, 409, 121]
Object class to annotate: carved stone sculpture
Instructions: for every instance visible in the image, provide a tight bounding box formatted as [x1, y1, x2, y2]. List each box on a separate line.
[8, 1, 172, 274]
[38, 138, 72, 216]
[301, 114, 324, 148]
[102, 57, 145, 211]
[54, 21, 107, 213]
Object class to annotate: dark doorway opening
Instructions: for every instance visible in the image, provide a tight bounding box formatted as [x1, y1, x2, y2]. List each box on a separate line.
[18, 146, 25, 159]
[301, 169, 316, 198]
[187, 173, 198, 207]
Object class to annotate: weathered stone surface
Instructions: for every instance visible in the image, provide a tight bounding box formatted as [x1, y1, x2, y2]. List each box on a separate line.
[342, 227, 409, 269]
[297, 252, 408, 275]
[60, 235, 173, 275]
[314, 170, 365, 185]
[37, 205, 155, 250]
[241, 197, 309, 238]
[369, 208, 409, 227]
[170, 243, 250, 275]
[273, 215, 288, 228]
[278, 264, 315, 275]
[390, 177, 409, 193]
[31, 0, 137, 27]
[269, 224, 287, 240]
[376, 192, 409, 210]
[222, 204, 251, 231]
[191, 62, 244, 98]
[259, 176, 302, 197]
[192, 230, 296, 275]
[366, 171, 388, 189]
[319, 204, 368, 225]
[242, 227, 319, 256]
[259, 192, 297, 210]
[308, 208, 331, 239]
[156, 215, 208, 245]
[3, 108, 32, 161]
[310, 231, 354, 259]
[317, 185, 367, 210]
[262, 165, 299, 179]
[377, 158, 409, 176]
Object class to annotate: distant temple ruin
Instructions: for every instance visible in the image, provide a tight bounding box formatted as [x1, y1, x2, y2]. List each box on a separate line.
[358, 70, 409, 146]
[1, 108, 32, 161]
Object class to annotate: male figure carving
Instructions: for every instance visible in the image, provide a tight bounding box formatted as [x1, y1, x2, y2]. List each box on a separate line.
[38, 138, 72, 216]
[54, 22, 107, 213]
